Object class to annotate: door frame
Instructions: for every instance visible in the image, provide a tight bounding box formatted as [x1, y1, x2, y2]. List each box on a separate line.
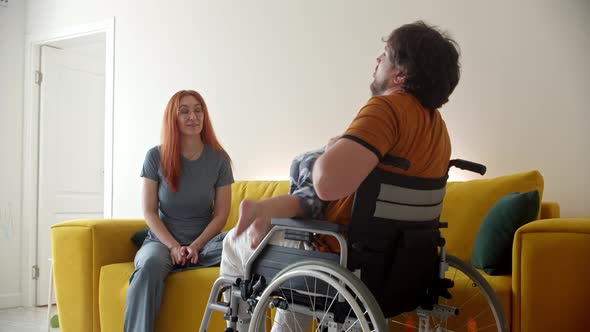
[22, 18, 115, 306]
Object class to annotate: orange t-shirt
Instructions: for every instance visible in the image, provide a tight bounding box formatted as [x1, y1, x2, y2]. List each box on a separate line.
[318, 92, 451, 252]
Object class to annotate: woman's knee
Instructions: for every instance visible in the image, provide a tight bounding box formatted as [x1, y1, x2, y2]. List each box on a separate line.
[135, 254, 171, 279]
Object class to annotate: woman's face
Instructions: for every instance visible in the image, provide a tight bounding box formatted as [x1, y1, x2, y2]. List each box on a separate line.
[176, 95, 204, 137]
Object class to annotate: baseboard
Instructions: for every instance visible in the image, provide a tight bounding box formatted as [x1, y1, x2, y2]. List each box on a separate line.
[0, 292, 22, 309]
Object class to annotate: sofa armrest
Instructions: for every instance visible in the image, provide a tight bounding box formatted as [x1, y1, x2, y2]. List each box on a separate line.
[540, 201, 560, 219]
[51, 219, 146, 332]
[512, 218, 590, 332]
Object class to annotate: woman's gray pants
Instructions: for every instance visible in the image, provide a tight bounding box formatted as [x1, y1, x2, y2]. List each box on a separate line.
[123, 232, 226, 332]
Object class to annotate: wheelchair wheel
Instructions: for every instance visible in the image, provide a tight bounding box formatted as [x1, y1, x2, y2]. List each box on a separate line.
[388, 255, 509, 332]
[249, 260, 387, 332]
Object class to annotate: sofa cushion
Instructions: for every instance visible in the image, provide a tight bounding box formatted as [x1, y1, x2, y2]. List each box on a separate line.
[440, 170, 544, 262]
[99, 263, 227, 331]
[224, 181, 290, 231]
[469, 272, 512, 327]
[471, 190, 540, 275]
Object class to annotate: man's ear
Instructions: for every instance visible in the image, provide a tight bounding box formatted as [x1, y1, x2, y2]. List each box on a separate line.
[392, 68, 406, 85]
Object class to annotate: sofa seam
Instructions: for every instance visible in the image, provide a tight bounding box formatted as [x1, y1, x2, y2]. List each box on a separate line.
[518, 229, 590, 235]
[92, 226, 99, 332]
[514, 231, 523, 332]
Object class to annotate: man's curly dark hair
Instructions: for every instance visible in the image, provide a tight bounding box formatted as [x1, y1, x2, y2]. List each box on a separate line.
[386, 21, 460, 110]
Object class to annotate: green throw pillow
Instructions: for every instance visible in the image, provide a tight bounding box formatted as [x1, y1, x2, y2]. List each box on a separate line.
[131, 227, 150, 247]
[471, 190, 540, 275]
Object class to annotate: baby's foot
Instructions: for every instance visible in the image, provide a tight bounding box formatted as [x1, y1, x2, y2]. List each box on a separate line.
[248, 214, 273, 249]
[234, 199, 262, 238]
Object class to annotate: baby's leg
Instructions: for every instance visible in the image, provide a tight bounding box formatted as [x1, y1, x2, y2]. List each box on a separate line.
[233, 148, 327, 247]
[289, 149, 327, 219]
[235, 195, 306, 248]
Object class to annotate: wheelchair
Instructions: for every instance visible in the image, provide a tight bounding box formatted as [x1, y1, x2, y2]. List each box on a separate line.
[200, 159, 509, 332]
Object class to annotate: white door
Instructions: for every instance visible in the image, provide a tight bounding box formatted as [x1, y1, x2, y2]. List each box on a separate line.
[37, 43, 105, 305]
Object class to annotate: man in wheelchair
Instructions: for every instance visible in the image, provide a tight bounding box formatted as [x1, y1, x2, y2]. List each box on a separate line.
[201, 21, 506, 331]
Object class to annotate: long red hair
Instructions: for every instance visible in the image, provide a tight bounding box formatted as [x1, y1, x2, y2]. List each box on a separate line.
[160, 90, 231, 192]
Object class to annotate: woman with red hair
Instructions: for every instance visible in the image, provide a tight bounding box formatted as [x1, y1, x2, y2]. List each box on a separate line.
[124, 90, 233, 332]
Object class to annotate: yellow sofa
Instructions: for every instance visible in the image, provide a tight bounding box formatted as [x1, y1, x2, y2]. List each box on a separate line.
[51, 171, 589, 332]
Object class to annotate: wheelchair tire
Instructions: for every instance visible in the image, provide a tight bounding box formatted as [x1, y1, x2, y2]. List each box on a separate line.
[388, 254, 509, 332]
[249, 259, 387, 332]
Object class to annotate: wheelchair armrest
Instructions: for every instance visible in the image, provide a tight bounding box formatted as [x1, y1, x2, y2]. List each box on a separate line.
[245, 218, 349, 278]
[271, 218, 346, 233]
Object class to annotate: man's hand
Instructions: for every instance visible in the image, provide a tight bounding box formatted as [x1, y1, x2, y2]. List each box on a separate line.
[169, 245, 186, 266]
[185, 244, 200, 265]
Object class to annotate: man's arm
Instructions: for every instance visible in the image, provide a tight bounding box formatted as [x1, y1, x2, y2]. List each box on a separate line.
[312, 138, 379, 201]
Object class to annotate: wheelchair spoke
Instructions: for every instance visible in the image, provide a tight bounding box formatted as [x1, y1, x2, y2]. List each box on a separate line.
[343, 318, 360, 332]
[323, 283, 331, 318]
[345, 301, 354, 323]
[273, 312, 295, 332]
[315, 290, 339, 332]
[389, 316, 418, 329]
[459, 271, 480, 305]
[341, 296, 359, 332]
[432, 318, 454, 332]
[302, 275, 318, 328]
[278, 287, 303, 332]
[313, 277, 318, 328]
[390, 321, 417, 329]
[443, 263, 460, 307]
[467, 303, 491, 321]
[250, 262, 387, 332]
[286, 280, 304, 331]
[343, 308, 374, 332]
[457, 306, 493, 331]
[474, 322, 500, 331]
[457, 283, 480, 309]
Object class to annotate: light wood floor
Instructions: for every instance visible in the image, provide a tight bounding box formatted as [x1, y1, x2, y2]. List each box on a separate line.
[0, 306, 58, 332]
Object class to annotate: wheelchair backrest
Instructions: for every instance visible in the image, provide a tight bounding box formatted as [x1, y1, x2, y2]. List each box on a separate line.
[346, 158, 485, 245]
[351, 168, 448, 224]
[347, 167, 448, 268]
[346, 167, 449, 316]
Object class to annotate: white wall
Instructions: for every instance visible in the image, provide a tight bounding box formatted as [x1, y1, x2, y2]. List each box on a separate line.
[23, 0, 589, 227]
[0, 0, 25, 308]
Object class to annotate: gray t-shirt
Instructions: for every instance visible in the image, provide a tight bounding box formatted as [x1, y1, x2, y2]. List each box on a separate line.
[140, 145, 234, 245]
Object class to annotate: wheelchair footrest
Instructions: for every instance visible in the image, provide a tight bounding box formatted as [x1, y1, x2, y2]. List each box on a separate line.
[208, 302, 230, 312]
